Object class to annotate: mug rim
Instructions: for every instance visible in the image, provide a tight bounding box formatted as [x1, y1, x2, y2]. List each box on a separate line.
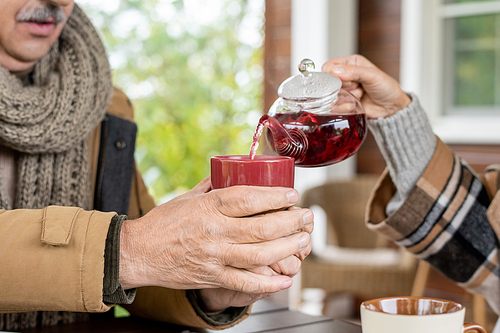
[361, 296, 464, 316]
[211, 155, 294, 162]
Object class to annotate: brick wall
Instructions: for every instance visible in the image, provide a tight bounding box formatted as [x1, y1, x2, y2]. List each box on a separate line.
[263, 0, 291, 113]
[356, 0, 402, 175]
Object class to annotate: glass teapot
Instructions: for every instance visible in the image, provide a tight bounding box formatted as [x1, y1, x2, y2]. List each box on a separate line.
[250, 59, 366, 167]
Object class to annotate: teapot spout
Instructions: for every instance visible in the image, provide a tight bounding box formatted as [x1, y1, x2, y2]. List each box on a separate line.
[253, 115, 308, 162]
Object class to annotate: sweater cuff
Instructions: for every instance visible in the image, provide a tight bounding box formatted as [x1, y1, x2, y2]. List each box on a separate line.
[367, 93, 437, 197]
[186, 290, 249, 327]
[103, 214, 136, 304]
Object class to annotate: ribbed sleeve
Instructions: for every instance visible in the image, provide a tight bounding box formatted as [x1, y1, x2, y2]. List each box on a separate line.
[367, 93, 437, 197]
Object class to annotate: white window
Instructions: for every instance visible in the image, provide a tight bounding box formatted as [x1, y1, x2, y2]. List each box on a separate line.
[401, 0, 500, 143]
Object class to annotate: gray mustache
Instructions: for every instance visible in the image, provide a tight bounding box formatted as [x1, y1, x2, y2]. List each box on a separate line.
[17, 4, 67, 25]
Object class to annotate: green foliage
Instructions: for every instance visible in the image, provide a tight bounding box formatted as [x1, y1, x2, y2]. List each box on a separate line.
[79, 0, 264, 201]
[448, 10, 500, 109]
[114, 305, 131, 318]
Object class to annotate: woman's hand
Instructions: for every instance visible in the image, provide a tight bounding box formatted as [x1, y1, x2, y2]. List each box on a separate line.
[323, 54, 411, 118]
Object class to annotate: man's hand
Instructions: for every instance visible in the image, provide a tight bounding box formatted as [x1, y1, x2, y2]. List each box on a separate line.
[119, 177, 314, 297]
[195, 254, 305, 314]
[323, 54, 411, 118]
[193, 227, 312, 314]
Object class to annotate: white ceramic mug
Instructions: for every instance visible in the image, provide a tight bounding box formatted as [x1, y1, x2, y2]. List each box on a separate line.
[360, 296, 487, 333]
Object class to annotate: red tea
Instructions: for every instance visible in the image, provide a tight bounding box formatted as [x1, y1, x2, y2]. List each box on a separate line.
[250, 111, 366, 167]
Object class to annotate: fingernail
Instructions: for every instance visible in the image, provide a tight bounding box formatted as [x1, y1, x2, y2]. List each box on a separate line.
[303, 210, 313, 225]
[281, 279, 293, 290]
[332, 65, 345, 74]
[299, 234, 309, 249]
[286, 190, 299, 204]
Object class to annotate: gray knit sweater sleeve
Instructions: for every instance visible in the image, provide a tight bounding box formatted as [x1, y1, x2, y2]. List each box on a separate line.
[367, 93, 437, 199]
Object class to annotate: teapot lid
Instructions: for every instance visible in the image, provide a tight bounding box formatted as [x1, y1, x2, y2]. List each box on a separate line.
[278, 59, 342, 100]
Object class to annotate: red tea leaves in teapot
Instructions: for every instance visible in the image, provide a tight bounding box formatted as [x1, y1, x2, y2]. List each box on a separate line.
[250, 111, 366, 167]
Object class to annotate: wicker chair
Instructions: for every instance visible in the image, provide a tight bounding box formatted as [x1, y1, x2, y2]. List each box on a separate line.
[295, 175, 419, 312]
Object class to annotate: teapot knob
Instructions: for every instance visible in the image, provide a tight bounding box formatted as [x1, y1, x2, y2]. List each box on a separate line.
[298, 58, 315, 77]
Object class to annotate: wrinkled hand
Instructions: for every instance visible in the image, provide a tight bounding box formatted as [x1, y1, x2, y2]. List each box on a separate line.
[196, 214, 313, 313]
[322, 54, 411, 118]
[196, 254, 304, 313]
[119, 178, 314, 300]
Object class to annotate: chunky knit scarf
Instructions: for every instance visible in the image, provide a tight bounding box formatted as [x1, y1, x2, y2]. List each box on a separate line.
[0, 5, 113, 330]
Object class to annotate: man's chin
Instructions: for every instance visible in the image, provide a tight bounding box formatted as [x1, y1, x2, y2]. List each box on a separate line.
[3, 42, 55, 70]
[0, 50, 41, 75]
[21, 39, 56, 60]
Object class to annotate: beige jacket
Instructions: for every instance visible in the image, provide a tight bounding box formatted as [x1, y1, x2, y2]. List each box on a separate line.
[0, 88, 249, 329]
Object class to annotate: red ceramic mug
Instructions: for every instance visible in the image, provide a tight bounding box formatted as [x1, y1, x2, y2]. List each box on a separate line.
[210, 155, 295, 189]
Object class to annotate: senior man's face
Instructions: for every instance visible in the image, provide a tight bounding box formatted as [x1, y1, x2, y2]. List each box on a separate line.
[0, 0, 75, 75]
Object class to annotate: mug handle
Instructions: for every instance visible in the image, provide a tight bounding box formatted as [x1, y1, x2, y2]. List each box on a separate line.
[463, 322, 487, 333]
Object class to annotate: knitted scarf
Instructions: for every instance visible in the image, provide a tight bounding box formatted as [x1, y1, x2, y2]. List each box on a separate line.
[0, 5, 113, 330]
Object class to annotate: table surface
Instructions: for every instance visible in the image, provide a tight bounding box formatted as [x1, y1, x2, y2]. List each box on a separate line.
[22, 300, 362, 333]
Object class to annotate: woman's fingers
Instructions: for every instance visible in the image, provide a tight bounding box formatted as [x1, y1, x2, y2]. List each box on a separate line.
[322, 54, 375, 71]
[323, 54, 411, 118]
[347, 87, 364, 100]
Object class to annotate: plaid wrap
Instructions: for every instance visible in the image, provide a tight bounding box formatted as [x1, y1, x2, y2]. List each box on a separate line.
[367, 137, 500, 314]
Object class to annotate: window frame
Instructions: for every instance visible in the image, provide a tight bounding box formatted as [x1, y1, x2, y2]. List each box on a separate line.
[400, 0, 500, 144]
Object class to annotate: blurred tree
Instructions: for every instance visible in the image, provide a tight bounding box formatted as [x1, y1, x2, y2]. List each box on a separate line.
[79, 0, 265, 202]
[452, 13, 498, 108]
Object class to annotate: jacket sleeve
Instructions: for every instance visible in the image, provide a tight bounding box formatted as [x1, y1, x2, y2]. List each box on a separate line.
[124, 288, 251, 330]
[0, 206, 116, 313]
[366, 138, 500, 314]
